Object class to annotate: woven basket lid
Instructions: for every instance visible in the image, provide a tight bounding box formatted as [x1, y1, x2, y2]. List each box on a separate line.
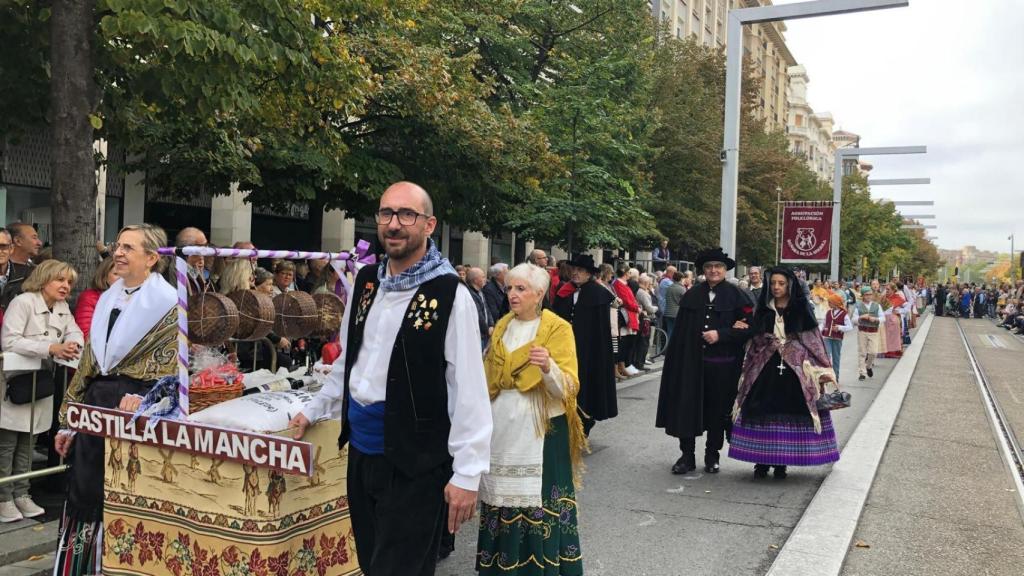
[227, 290, 275, 341]
[273, 291, 318, 339]
[311, 292, 346, 337]
[188, 292, 239, 346]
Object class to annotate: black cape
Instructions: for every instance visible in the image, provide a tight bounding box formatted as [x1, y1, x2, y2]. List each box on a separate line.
[935, 285, 946, 316]
[554, 280, 618, 421]
[655, 281, 754, 438]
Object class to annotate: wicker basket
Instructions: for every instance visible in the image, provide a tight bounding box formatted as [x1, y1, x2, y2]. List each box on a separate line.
[190, 365, 245, 413]
[228, 290, 275, 341]
[273, 291, 318, 338]
[311, 292, 346, 337]
[188, 292, 239, 346]
[189, 382, 244, 413]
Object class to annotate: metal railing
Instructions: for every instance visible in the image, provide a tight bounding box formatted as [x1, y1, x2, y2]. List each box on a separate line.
[624, 259, 695, 274]
[0, 359, 73, 487]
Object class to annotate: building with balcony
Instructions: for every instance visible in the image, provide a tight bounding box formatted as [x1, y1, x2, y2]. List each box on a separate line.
[650, 0, 796, 132]
[786, 65, 836, 181]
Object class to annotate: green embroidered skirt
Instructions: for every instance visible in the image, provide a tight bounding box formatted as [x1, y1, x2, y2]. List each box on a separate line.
[476, 414, 583, 575]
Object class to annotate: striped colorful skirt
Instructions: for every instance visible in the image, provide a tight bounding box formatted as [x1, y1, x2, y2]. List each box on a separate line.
[477, 415, 583, 575]
[728, 411, 840, 467]
[53, 506, 103, 576]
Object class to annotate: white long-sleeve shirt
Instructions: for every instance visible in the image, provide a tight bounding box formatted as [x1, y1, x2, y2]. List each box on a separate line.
[303, 278, 492, 491]
[851, 302, 887, 326]
[819, 308, 854, 337]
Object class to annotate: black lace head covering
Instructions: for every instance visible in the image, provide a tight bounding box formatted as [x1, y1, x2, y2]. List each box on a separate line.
[755, 265, 819, 335]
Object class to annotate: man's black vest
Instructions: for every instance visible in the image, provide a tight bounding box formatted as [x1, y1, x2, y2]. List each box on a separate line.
[339, 263, 460, 478]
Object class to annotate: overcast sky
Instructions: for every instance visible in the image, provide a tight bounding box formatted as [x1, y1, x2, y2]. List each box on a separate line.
[779, 0, 1023, 253]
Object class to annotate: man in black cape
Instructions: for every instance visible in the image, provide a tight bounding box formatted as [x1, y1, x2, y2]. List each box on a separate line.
[934, 283, 946, 316]
[656, 248, 754, 474]
[554, 253, 617, 436]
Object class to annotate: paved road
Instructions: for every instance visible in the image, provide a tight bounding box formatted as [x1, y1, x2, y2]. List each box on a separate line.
[840, 317, 1024, 576]
[440, 331, 903, 576]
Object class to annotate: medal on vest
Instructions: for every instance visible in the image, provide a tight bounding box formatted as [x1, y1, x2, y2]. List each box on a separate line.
[355, 281, 376, 325]
[408, 294, 440, 331]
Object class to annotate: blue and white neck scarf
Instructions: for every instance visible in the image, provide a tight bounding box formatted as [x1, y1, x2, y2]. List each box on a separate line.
[377, 238, 457, 293]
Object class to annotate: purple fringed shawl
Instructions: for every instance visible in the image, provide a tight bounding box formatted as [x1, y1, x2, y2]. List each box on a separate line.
[734, 328, 834, 432]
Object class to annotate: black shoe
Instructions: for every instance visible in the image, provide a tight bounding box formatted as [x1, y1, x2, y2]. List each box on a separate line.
[773, 466, 788, 480]
[858, 374, 866, 381]
[672, 453, 696, 475]
[754, 464, 770, 479]
[867, 368, 874, 378]
[704, 451, 720, 474]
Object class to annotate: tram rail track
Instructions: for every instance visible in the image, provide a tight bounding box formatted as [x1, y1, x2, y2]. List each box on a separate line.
[955, 318, 1024, 521]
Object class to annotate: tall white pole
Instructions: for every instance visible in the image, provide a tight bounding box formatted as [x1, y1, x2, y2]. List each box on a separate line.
[1011, 234, 1016, 283]
[718, 0, 909, 278]
[830, 157, 845, 280]
[719, 12, 744, 267]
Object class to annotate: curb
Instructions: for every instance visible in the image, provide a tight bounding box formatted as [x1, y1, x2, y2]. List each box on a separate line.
[765, 313, 935, 576]
[0, 551, 54, 576]
[0, 519, 59, 569]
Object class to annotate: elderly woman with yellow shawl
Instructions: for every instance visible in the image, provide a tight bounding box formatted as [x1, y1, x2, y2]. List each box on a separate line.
[477, 263, 588, 576]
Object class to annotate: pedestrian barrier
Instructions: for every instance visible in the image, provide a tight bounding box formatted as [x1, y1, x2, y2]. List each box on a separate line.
[649, 326, 669, 359]
[627, 259, 695, 274]
[0, 357, 72, 487]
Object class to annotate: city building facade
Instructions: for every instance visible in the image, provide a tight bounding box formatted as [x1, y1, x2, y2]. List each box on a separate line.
[785, 65, 837, 182]
[650, 0, 796, 132]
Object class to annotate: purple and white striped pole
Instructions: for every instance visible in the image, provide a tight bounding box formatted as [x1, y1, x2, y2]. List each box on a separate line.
[158, 243, 376, 416]
[174, 256, 191, 415]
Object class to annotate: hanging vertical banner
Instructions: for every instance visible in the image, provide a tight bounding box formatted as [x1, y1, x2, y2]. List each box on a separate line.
[780, 202, 834, 264]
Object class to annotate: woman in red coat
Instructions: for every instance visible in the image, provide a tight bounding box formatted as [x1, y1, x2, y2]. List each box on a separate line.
[74, 257, 117, 341]
[612, 265, 641, 377]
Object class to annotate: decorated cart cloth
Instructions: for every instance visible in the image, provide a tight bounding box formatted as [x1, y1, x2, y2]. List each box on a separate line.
[101, 420, 361, 576]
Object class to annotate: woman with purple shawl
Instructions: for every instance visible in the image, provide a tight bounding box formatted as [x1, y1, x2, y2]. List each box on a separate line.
[728, 266, 840, 479]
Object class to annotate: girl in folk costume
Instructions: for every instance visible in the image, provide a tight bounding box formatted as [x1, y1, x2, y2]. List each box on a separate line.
[478, 264, 588, 575]
[819, 293, 853, 381]
[728, 267, 840, 480]
[879, 284, 907, 359]
[53, 224, 178, 576]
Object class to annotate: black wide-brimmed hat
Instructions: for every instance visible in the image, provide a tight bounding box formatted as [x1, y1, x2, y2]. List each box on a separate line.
[695, 247, 736, 271]
[568, 253, 599, 273]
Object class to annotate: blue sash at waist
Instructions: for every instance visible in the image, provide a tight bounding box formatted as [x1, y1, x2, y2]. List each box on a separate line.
[348, 394, 386, 455]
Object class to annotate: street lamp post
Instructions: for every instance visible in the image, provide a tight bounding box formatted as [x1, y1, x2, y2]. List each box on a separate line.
[775, 186, 782, 263]
[1010, 234, 1016, 283]
[719, 0, 910, 274]
[831, 145, 928, 280]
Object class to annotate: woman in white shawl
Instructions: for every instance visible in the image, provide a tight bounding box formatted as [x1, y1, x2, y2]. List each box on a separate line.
[53, 224, 178, 576]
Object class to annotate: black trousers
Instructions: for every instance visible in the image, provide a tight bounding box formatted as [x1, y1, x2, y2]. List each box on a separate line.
[632, 330, 650, 370]
[348, 447, 450, 576]
[679, 360, 737, 459]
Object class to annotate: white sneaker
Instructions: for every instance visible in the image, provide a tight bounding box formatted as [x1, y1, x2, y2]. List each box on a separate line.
[0, 500, 23, 523]
[13, 496, 44, 519]
[625, 365, 640, 376]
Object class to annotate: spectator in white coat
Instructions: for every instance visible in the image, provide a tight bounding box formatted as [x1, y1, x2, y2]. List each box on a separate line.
[0, 260, 83, 522]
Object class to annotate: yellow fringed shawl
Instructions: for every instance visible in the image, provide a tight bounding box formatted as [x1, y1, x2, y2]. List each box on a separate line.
[484, 309, 590, 488]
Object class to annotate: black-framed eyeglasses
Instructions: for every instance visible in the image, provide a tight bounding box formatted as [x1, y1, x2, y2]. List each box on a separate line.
[374, 208, 429, 226]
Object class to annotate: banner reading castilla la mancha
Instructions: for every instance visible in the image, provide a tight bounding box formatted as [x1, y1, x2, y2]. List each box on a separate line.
[780, 202, 834, 264]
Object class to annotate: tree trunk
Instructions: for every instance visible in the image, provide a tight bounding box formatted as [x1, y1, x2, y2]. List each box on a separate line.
[50, 0, 98, 295]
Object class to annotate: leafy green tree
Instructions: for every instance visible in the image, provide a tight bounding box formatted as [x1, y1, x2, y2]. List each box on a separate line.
[464, 0, 659, 252]
[646, 34, 816, 265]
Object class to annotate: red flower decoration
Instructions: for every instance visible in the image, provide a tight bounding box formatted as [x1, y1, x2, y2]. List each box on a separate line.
[249, 548, 269, 576]
[268, 551, 290, 576]
[742, 306, 754, 315]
